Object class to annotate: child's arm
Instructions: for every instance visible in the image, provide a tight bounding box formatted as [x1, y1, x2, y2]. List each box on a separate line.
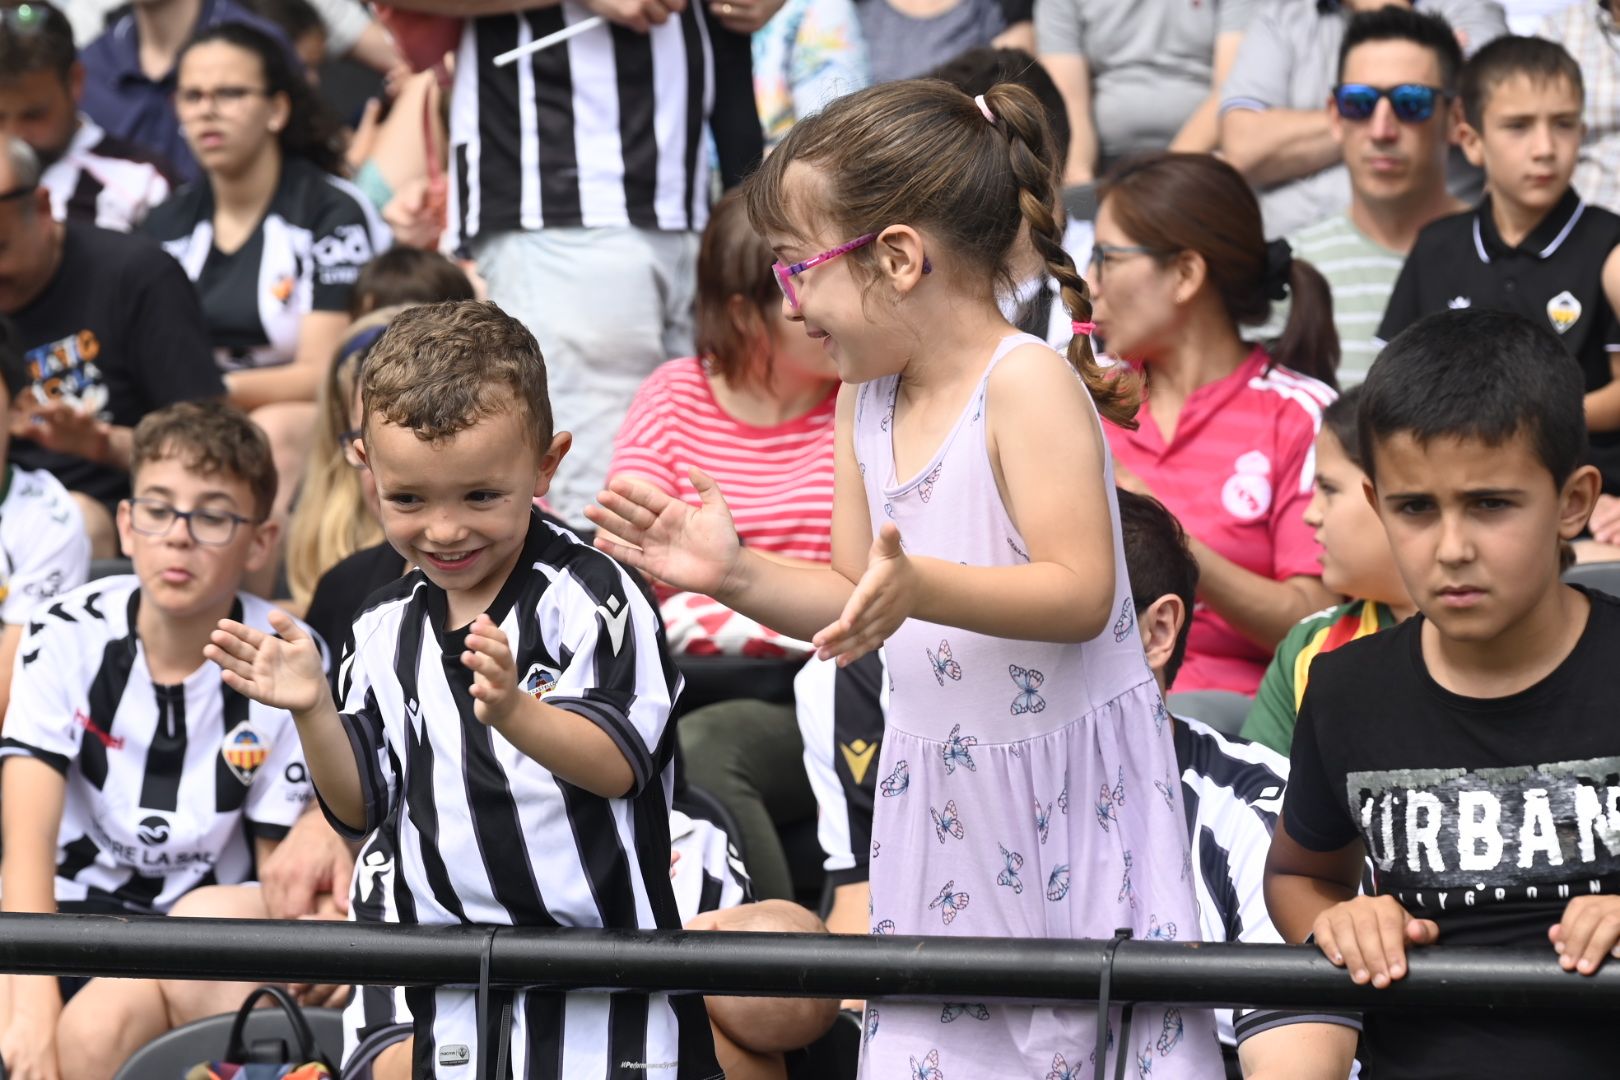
[815, 346, 1127, 661]
[1549, 896, 1620, 975]
[1265, 820, 1439, 987]
[207, 611, 366, 833]
[0, 756, 66, 1080]
[588, 387, 869, 643]
[462, 614, 637, 798]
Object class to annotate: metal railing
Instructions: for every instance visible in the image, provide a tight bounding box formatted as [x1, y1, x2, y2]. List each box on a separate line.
[1, 913, 1617, 1012]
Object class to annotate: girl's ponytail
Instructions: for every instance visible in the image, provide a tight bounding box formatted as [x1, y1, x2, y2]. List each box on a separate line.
[982, 83, 1139, 430]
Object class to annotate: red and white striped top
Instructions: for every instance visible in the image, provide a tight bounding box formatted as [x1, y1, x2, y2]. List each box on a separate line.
[608, 358, 838, 563]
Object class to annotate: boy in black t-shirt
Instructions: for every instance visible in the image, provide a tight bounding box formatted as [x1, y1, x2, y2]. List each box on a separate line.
[1265, 309, 1620, 1079]
[1376, 36, 1620, 493]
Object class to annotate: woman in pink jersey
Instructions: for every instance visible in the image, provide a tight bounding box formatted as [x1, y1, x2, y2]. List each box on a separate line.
[1090, 153, 1340, 695]
[608, 192, 839, 899]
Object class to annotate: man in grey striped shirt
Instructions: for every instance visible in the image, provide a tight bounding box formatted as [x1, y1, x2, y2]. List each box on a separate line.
[1290, 7, 1468, 384]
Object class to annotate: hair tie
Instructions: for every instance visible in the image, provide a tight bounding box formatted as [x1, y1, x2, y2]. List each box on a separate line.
[1072, 321, 1096, 336]
[1263, 238, 1294, 302]
[974, 94, 996, 123]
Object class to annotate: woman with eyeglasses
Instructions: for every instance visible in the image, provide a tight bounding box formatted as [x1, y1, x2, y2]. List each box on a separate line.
[1089, 152, 1341, 695]
[142, 21, 390, 543]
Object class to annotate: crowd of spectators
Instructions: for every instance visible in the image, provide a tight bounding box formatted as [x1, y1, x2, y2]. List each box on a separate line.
[0, 0, 1617, 1075]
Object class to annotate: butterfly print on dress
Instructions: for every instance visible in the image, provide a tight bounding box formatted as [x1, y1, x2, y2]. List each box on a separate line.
[926, 639, 962, 685]
[930, 800, 964, 844]
[942, 724, 978, 774]
[928, 881, 970, 924]
[909, 1049, 943, 1080]
[880, 759, 910, 797]
[996, 844, 1024, 894]
[1112, 598, 1135, 641]
[1009, 664, 1046, 715]
[939, 1003, 990, 1023]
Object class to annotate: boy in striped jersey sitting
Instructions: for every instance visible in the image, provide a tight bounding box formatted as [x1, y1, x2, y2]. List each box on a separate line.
[1241, 386, 1416, 756]
[0, 401, 322, 1080]
[208, 301, 725, 1079]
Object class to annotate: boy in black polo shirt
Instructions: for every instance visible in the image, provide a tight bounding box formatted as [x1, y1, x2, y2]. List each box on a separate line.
[1266, 310, 1620, 1079]
[1377, 36, 1620, 493]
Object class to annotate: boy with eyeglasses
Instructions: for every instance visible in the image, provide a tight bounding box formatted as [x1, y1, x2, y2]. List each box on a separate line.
[0, 401, 324, 1080]
[1377, 35, 1620, 494]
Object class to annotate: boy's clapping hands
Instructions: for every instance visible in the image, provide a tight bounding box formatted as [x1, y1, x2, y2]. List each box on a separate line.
[463, 614, 521, 728]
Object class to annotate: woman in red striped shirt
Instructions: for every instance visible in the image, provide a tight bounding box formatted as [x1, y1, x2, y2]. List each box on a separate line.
[607, 192, 838, 899]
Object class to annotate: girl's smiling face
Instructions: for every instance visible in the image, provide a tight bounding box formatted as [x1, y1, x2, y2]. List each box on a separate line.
[765, 163, 926, 385]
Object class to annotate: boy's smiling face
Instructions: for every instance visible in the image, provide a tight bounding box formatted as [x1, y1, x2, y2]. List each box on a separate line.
[363, 403, 568, 623]
[1460, 72, 1583, 219]
[1367, 429, 1597, 644]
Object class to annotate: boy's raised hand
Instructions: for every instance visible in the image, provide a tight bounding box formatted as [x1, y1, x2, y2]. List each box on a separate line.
[813, 524, 915, 666]
[586, 469, 742, 598]
[206, 610, 326, 714]
[463, 614, 520, 728]
[1312, 894, 1440, 988]
[1550, 895, 1620, 974]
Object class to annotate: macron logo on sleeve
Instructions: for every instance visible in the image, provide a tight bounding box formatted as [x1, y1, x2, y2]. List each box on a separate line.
[597, 595, 629, 656]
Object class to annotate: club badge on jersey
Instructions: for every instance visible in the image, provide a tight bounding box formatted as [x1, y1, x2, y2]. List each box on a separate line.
[222, 722, 269, 786]
[1547, 290, 1582, 335]
[521, 662, 560, 699]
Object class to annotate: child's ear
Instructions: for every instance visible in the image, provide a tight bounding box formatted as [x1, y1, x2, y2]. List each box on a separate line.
[1362, 475, 1380, 514]
[874, 225, 929, 297]
[1455, 113, 1484, 166]
[1558, 464, 1603, 541]
[533, 431, 573, 500]
[114, 497, 135, 560]
[243, 517, 282, 575]
[1137, 594, 1185, 683]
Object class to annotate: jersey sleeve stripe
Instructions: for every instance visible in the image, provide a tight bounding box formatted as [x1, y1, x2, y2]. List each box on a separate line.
[0, 738, 70, 775]
[546, 694, 656, 791]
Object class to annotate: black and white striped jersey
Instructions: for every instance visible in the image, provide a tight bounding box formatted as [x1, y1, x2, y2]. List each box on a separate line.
[41, 115, 174, 233]
[1173, 716, 1361, 1049]
[143, 157, 390, 371]
[0, 466, 91, 627]
[447, 3, 747, 244]
[795, 652, 886, 883]
[340, 809, 751, 1073]
[327, 511, 721, 1078]
[0, 577, 320, 914]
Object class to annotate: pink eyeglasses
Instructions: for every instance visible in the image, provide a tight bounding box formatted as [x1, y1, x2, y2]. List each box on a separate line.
[771, 233, 877, 311]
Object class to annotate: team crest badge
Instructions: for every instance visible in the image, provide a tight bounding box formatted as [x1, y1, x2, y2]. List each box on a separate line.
[222, 722, 269, 785]
[1221, 450, 1273, 522]
[270, 275, 295, 305]
[520, 662, 559, 699]
[1547, 290, 1582, 335]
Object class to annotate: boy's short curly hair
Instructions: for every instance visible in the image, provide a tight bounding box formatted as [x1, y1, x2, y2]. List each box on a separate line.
[360, 301, 553, 449]
[130, 402, 278, 520]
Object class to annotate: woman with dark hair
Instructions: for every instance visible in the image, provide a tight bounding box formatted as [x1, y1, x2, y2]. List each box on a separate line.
[607, 191, 839, 901]
[1091, 151, 1339, 694]
[143, 22, 390, 533]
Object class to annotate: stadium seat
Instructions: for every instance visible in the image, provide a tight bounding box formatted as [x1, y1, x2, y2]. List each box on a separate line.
[111, 1004, 345, 1080]
[1166, 689, 1252, 738]
[1565, 559, 1620, 600]
[672, 655, 802, 717]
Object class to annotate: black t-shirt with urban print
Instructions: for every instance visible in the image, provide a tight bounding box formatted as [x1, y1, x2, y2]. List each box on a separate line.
[1285, 586, 1620, 1078]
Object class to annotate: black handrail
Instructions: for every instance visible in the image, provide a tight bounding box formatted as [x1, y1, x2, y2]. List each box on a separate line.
[0, 914, 1616, 1011]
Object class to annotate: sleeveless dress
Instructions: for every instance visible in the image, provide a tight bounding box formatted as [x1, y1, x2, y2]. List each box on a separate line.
[853, 334, 1223, 1080]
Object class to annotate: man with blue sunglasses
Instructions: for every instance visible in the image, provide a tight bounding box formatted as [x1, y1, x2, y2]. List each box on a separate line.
[1218, 0, 1504, 240]
[1287, 7, 1470, 384]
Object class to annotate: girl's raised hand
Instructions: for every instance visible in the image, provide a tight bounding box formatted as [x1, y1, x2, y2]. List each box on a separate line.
[813, 524, 915, 666]
[206, 610, 327, 714]
[587, 469, 742, 598]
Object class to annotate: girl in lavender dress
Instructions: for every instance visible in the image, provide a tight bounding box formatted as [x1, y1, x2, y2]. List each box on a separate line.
[587, 79, 1222, 1080]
